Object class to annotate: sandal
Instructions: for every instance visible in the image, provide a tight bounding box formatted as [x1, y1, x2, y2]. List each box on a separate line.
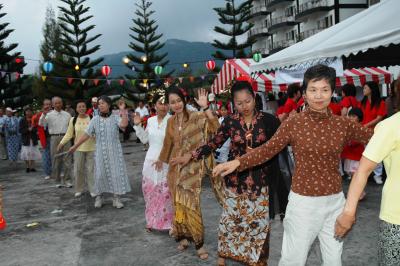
[217, 257, 225, 266]
[145, 227, 152, 233]
[177, 239, 189, 251]
[197, 247, 209, 260]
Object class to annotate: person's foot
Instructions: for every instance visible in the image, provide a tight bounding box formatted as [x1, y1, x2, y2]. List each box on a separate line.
[145, 227, 152, 233]
[74, 192, 82, 197]
[197, 247, 209, 260]
[26, 168, 30, 173]
[44, 176, 51, 180]
[30, 168, 36, 172]
[90, 193, 97, 198]
[94, 196, 103, 208]
[373, 175, 383, 185]
[177, 239, 189, 251]
[65, 182, 73, 188]
[112, 196, 124, 209]
[56, 183, 64, 188]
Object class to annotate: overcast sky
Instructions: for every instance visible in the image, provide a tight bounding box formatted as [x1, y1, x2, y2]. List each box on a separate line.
[3, 0, 221, 73]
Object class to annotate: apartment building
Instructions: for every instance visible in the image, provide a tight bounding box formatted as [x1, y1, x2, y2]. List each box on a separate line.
[249, 0, 370, 55]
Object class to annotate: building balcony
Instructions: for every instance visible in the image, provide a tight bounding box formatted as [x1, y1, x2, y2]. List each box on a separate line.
[249, 6, 270, 19]
[296, 26, 329, 41]
[266, 0, 295, 9]
[269, 39, 296, 54]
[295, 0, 333, 21]
[248, 27, 270, 39]
[267, 16, 298, 32]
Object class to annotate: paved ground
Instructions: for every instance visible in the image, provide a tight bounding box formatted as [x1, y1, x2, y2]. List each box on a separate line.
[0, 139, 382, 266]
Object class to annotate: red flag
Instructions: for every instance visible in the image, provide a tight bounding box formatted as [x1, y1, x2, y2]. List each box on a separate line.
[93, 79, 99, 86]
[119, 79, 125, 86]
[67, 78, 73, 85]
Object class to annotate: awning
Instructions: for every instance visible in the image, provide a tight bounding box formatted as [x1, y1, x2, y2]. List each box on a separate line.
[250, 0, 400, 73]
[212, 60, 392, 93]
[211, 59, 285, 94]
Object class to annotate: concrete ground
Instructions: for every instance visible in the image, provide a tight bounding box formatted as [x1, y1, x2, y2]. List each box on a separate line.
[0, 139, 382, 266]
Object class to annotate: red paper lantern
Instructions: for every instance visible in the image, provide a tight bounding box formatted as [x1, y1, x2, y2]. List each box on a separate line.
[206, 60, 216, 71]
[101, 65, 111, 77]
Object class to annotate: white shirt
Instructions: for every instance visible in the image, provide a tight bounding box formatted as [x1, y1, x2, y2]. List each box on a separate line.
[133, 114, 170, 161]
[39, 110, 71, 135]
[135, 106, 149, 118]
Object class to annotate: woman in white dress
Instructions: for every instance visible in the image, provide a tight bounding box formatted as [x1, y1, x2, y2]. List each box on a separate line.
[133, 94, 173, 232]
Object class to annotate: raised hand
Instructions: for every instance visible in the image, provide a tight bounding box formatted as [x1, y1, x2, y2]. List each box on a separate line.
[194, 88, 209, 109]
[132, 113, 142, 126]
[118, 100, 126, 111]
[212, 159, 241, 177]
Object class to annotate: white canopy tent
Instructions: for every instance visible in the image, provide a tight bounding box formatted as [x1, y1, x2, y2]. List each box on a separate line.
[250, 0, 400, 73]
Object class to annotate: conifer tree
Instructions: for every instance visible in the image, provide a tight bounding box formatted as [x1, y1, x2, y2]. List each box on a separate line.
[0, 4, 31, 108]
[212, 0, 255, 60]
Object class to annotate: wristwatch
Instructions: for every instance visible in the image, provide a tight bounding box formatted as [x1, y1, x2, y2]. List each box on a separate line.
[201, 106, 209, 112]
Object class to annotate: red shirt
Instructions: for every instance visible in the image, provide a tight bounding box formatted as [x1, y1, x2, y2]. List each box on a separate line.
[276, 106, 285, 116]
[297, 98, 305, 110]
[329, 102, 342, 116]
[341, 141, 365, 161]
[283, 98, 297, 114]
[361, 100, 387, 126]
[340, 96, 360, 109]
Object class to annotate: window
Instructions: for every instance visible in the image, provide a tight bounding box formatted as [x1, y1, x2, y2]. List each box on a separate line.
[285, 6, 295, 17]
[286, 30, 296, 41]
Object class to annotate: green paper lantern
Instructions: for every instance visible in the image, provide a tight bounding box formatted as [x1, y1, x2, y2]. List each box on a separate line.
[154, 65, 163, 75]
[253, 53, 262, 63]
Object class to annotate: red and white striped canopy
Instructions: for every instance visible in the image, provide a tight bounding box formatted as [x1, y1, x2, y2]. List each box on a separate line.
[211, 59, 286, 94]
[211, 59, 392, 93]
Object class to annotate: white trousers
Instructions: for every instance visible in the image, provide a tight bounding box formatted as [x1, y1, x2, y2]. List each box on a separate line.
[279, 191, 345, 266]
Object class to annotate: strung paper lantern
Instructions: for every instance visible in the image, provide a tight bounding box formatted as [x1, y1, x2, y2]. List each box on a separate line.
[206, 60, 216, 71]
[101, 65, 111, 77]
[43, 62, 54, 73]
[154, 65, 163, 75]
[253, 53, 262, 63]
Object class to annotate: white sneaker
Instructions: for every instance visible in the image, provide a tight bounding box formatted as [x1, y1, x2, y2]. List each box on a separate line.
[90, 193, 97, 198]
[94, 196, 103, 208]
[373, 175, 383, 185]
[65, 182, 73, 188]
[74, 192, 82, 197]
[112, 196, 124, 209]
[44, 176, 51, 180]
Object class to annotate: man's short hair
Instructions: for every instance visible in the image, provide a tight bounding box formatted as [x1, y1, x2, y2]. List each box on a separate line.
[303, 64, 336, 92]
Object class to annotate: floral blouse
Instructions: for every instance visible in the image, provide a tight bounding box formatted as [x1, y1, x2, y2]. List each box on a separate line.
[193, 111, 281, 195]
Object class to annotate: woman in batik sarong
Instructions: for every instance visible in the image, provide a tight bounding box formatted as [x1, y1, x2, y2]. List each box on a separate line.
[154, 87, 219, 260]
[133, 94, 173, 232]
[174, 79, 282, 266]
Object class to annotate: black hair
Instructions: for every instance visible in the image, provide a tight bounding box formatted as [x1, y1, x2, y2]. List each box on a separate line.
[361, 81, 382, 110]
[348, 107, 363, 122]
[287, 83, 301, 98]
[231, 81, 255, 99]
[23, 107, 33, 116]
[166, 86, 189, 120]
[342, 83, 356, 97]
[98, 95, 112, 116]
[267, 93, 276, 101]
[152, 93, 166, 105]
[303, 64, 336, 92]
[278, 91, 284, 99]
[277, 97, 286, 107]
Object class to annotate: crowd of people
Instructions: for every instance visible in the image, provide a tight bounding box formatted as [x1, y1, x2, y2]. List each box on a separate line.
[0, 64, 399, 265]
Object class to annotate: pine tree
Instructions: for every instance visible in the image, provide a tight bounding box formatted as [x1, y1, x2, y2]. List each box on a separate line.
[125, 0, 169, 97]
[212, 0, 255, 60]
[51, 0, 103, 100]
[33, 5, 64, 100]
[0, 4, 31, 109]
